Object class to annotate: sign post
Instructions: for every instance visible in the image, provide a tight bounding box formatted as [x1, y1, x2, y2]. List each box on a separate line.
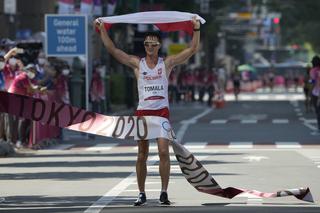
[45, 14, 90, 111]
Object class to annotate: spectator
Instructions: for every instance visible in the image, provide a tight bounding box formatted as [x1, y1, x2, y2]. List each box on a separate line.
[55, 65, 71, 104]
[217, 65, 226, 92]
[205, 69, 216, 106]
[8, 64, 44, 147]
[310, 56, 320, 133]
[303, 66, 313, 113]
[90, 66, 105, 113]
[168, 68, 179, 103]
[0, 56, 5, 143]
[232, 69, 241, 101]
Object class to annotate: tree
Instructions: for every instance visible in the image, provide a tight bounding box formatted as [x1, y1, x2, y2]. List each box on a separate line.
[268, 0, 320, 53]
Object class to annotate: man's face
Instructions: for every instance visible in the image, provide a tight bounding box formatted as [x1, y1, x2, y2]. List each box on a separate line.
[144, 36, 160, 56]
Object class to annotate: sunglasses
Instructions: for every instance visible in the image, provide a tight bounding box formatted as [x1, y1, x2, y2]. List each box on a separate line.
[144, 41, 160, 47]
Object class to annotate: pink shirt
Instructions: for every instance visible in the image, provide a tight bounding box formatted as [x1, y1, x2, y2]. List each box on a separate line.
[55, 74, 70, 104]
[90, 71, 105, 102]
[8, 72, 32, 96]
[3, 64, 19, 91]
[310, 67, 320, 96]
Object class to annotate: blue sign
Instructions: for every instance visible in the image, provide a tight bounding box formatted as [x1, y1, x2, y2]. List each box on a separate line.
[45, 15, 87, 56]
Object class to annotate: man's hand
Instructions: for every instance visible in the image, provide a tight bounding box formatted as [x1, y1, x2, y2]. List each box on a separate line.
[192, 16, 200, 29]
[4, 47, 24, 62]
[94, 18, 106, 33]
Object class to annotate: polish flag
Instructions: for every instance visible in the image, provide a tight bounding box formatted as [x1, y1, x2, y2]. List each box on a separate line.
[58, 0, 74, 14]
[96, 11, 206, 35]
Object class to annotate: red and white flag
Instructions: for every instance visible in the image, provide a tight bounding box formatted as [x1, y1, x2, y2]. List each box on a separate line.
[97, 11, 206, 35]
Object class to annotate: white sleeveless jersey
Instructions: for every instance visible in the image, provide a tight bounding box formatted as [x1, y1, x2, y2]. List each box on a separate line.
[137, 57, 169, 110]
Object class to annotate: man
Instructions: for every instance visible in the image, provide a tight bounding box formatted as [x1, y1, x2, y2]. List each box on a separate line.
[96, 16, 200, 206]
[310, 55, 320, 133]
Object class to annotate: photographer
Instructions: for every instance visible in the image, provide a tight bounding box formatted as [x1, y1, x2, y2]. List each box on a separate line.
[8, 64, 46, 147]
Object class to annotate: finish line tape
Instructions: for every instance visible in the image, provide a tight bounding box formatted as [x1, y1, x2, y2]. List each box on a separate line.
[0, 91, 313, 203]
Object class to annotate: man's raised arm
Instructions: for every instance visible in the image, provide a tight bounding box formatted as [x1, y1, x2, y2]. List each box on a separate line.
[165, 16, 201, 74]
[95, 19, 139, 70]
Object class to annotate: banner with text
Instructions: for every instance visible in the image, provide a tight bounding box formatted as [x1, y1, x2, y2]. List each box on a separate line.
[45, 14, 87, 56]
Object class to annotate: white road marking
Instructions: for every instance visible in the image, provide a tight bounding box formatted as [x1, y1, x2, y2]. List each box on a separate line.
[275, 142, 301, 149]
[303, 122, 318, 131]
[236, 192, 263, 205]
[272, 119, 289, 124]
[48, 144, 74, 150]
[225, 93, 305, 101]
[243, 156, 269, 162]
[84, 155, 158, 213]
[85, 144, 117, 151]
[184, 142, 208, 149]
[130, 181, 175, 185]
[124, 189, 159, 192]
[210, 119, 227, 124]
[240, 94, 253, 100]
[176, 108, 212, 141]
[229, 142, 253, 149]
[257, 95, 269, 100]
[275, 95, 287, 100]
[305, 119, 317, 123]
[148, 165, 180, 171]
[134, 144, 158, 150]
[241, 119, 257, 124]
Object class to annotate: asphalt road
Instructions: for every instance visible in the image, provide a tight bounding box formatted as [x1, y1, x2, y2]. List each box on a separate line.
[1, 92, 320, 213]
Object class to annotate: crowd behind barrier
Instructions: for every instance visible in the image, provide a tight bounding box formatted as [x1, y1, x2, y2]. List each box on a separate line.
[0, 39, 107, 151]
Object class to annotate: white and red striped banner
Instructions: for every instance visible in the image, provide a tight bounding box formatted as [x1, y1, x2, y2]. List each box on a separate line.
[0, 91, 313, 203]
[96, 11, 206, 35]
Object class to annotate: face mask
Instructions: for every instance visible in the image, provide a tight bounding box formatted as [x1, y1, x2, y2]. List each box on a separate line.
[38, 58, 46, 65]
[9, 58, 17, 66]
[62, 69, 70, 76]
[97, 67, 105, 77]
[0, 62, 5, 70]
[27, 72, 36, 79]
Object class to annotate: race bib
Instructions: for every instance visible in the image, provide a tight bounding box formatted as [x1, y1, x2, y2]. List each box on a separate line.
[143, 84, 165, 100]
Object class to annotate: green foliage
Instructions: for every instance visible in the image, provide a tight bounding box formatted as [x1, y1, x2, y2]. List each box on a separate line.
[268, 0, 320, 53]
[110, 73, 126, 104]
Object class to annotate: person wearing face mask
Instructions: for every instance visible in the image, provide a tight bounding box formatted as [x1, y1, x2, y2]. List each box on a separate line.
[90, 66, 105, 114]
[1, 48, 24, 146]
[1, 47, 24, 91]
[8, 64, 46, 147]
[55, 66, 71, 104]
[2, 57, 19, 91]
[36, 52, 48, 77]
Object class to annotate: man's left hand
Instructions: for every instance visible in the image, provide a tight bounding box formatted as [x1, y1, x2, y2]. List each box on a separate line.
[192, 16, 200, 29]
